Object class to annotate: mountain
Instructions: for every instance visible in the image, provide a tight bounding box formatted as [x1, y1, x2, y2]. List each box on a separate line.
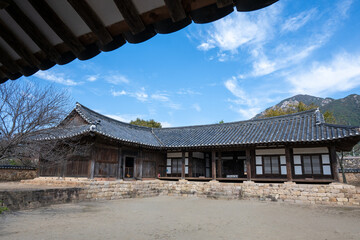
[254, 94, 360, 126]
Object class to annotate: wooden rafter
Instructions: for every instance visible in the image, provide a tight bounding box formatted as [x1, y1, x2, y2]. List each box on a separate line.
[0, 46, 21, 74]
[164, 0, 187, 22]
[216, 0, 233, 8]
[113, 0, 145, 34]
[0, 18, 40, 67]
[67, 0, 113, 46]
[29, 0, 86, 56]
[4, 0, 61, 63]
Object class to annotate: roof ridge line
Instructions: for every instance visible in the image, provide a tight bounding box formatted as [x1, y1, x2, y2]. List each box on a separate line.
[158, 109, 318, 130]
[151, 128, 165, 147]
[76, 102, 153, 131]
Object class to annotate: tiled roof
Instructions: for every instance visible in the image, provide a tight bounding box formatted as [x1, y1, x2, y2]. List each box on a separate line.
[38, 103, 360, 149]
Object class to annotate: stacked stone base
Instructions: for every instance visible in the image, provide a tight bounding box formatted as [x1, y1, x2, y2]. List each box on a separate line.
[15, 178, 359, 208]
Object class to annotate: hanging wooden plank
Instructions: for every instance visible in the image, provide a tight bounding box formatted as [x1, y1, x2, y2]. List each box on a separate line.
[113, 0, 145, 34]
[5, 1, 61, 63]
[216, 0, 233, 8]
[29, 0, 86, 56]
[67, 0, 113, 45]
[0, 18, 40, 67]
[164, 0, 187, 22]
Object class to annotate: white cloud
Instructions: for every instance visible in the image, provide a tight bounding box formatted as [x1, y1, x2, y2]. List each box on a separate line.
[281, 9, 316, 33]
[134, 88, 148, 102]
[177, 89, 201, 95]
[160, 122, 172, 128]
[86, 75, 98, 82]
[111, 89, 127, 96]
[106, 114, 143, 123]
[35, 71, 80, 86]
[197, 6, 280, 53]
[105, 74, 129, 85]
[288, 53, 360, 96]
[192, 103, 201, 112]
[151, 93, 169, 102]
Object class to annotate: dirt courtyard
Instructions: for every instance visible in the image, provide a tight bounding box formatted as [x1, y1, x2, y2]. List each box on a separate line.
[1, 196, 359, 240]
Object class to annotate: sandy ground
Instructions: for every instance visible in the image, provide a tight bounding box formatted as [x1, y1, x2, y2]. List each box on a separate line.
[1, 196, 360, 240]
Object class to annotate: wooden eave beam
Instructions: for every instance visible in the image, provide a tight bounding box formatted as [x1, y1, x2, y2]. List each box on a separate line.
[0, 18, 40, 67]
[67, 0, 113, 46]
[216, 0, 233, 8]
[29, 0, 86, 56]
[164, 0, 187, 22]
[0, 0, 10, 9]
[113, 0, 145, 34]
[4, 1, 61, 63]
[0, 46, 22, 74]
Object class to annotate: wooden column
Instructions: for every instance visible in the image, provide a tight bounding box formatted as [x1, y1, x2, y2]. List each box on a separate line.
[285, 147, 293, 182]
[217, 152, 222, 178]
[188, 151, 193, 177]
[211, 151, 216, 180]
[250, 149, 256, 178]
[117, 146, 122, 179]
[139, 149, 143, 180]
[246, 149, 252, 180]
[329, 146, 339, 182]
[181, 151, 185, 179]
[90, 157, 95, 179]
[122, 155, 126, 179]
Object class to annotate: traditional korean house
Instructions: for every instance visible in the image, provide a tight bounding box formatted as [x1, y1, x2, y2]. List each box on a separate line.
[37, 103, 360, 183]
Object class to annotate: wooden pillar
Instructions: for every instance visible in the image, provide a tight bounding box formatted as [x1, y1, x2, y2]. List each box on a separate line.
[117, 146, 122, 179]
[139, 149, 143, 180]
[188, 151, 193, 177]
[211, 151, 216, 180]
[246, 149, 252, 180]
[250, 149, 256, 178]
[217, 152, 222, 178]
[181, 151, 185, 179]
[329, 146, 339, 182]
[90, 157, 95, 179]
[122, 155, 126, 179]
[285, 147, 293, 182]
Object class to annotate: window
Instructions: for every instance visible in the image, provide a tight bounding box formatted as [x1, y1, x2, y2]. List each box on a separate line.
[256, 155, 286, 176]
[166, 158, 188, 177]
[293, 154, 332, 177]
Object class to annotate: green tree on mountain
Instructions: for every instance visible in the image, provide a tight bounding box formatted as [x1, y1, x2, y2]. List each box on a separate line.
[261, 102, 336, 123]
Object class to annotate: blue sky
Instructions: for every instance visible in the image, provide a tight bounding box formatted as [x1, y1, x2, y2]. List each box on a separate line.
[18, 0, 360, 127]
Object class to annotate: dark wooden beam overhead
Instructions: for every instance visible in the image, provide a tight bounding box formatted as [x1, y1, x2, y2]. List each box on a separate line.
[216, 0, 233, 8]
[29, 0, 86, 57]
[113, 0, 145, 34]
[0, 18, 40, 68]
[67, 0, 113, 46]
[4, 0, 62, 63]
[0, 0, 10, 9]
[164, 0, 187, 22]
[0, 47, 21, 74]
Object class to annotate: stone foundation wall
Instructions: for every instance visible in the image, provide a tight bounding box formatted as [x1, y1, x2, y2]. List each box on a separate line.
[19, 178, 360, 207]
[339, 173, 360, 186]
[0, 188, 82, 210]
[0, 169, 37, 181]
